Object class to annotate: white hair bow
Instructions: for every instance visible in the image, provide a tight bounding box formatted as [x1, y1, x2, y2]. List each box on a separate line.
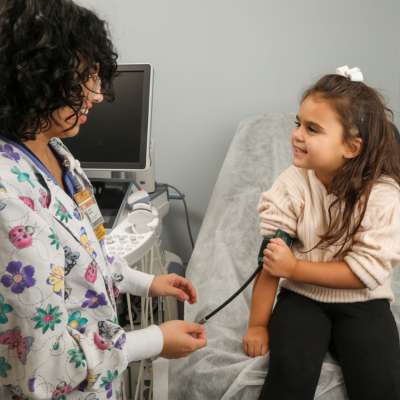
[335, 65, 364, 82]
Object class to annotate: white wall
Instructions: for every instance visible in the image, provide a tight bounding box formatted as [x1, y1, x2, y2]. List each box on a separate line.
[78, 0, 400, 263]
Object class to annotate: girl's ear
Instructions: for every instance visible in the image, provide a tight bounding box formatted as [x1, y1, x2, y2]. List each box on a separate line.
[344, 137, 363, 159]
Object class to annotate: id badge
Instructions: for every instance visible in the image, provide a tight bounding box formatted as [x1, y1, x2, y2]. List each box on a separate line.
[74, 189, 106, 241]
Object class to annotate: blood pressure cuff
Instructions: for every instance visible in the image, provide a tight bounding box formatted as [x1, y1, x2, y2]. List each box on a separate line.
[257, 229, 294, 267]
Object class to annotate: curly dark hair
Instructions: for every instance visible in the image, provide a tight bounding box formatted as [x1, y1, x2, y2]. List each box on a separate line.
[0, 0, 118, 141]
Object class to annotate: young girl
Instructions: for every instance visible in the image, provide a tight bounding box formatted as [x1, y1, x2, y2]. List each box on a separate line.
[243, 66, 400, 400]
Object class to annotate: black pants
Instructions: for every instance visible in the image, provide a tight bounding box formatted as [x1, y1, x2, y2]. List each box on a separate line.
[258, 288, 400, 400]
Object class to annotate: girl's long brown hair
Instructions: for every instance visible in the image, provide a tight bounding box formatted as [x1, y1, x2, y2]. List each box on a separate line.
[302, 74, 400, 256]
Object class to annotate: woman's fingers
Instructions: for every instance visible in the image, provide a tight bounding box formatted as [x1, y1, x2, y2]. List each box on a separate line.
[172, 275, 197, 303]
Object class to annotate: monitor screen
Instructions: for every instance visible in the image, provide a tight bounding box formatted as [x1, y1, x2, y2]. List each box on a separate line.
[64, 64, 152, 170]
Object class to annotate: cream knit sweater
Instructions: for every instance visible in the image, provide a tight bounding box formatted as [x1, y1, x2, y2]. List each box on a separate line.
[258, 165, 400, 303]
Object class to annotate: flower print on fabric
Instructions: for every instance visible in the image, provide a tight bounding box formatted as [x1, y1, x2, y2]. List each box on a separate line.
[68, 348, 86, 368]
[98, 321, 120, 340]
[0, 182, 7, 211]
[64, 246, 80, 275]
[0, 328, 34, 364]
[87, 371, 100, 387]
[0, 181, 7, 193]
[81, 290, 107, 309]
[3, 384, 24, 398]
[0, 294, 13, 324]
[80, 227, 97, 258]
[114, 333, 126, 350]
[9, 225, 34, 249]
[77, 371, 100, 392]
[52, 338, 62, 352]
[100, 370, 118, 399]
[1, 261, 36, 294]
[52, 382, 73, 400]
[106, 255, 115, 265]
[111, 272, 123, 283]
[93, 332, 111, 351]
[39, 188, 51, 208]
[112, 284, 120, 299]
[64, 287, 72, 301]
[28, 377, 35, 392]
[77, 379, 88, 392]
[55, 199, 72, 223]
[19, 196, 35, 210]
[73, 206, 83, 221]
[95, 321, 122, 350]
[67, 310, 88, 334]
[46, 265, 64, 296]
[84, 261, 97, 283]
[10, 166, 35, 188]
[32, 304, 62, 334]
[0, 143, 20, 162]
[0, 356, 11, 378]
[49, 228, 61, 250]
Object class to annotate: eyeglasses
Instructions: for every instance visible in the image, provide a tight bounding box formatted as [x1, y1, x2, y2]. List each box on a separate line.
[86, 73, 102, 95]
[80, 72, 102, 103]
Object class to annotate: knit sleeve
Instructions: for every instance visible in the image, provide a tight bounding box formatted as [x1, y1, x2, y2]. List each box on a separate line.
[257, 167, 303, 238]
[344, 182, 400, 290]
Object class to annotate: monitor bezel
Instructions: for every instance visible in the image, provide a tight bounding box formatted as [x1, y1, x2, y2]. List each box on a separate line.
[76, 63, 153, 171]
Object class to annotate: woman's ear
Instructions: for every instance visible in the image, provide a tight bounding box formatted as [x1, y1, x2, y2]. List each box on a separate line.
[344, 137, 363, 159]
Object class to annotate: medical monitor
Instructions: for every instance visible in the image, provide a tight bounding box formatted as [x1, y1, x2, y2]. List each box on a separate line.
[65, 64, 153, 174]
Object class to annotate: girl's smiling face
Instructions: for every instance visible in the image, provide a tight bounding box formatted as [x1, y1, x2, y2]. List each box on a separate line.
[291, 94, 362, 186]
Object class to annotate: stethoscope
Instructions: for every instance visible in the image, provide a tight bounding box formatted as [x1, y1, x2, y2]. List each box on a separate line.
[196, 229, 294, 324]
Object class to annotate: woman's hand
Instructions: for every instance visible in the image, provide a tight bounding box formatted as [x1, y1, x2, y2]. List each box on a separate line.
[149, 274, 197, 304]
[263, 238, 298, 279]
[243, 326, 269, 357]
[159, 320, 207, 358]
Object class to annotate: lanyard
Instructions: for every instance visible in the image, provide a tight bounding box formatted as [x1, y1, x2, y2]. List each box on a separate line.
[0, 134, 58, 183]
[0, 135, 114, 307]
[0, 134, 81, 200]
[0, 134, 105, 240]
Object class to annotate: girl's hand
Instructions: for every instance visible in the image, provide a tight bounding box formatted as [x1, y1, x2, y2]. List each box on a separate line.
[263, 238, 298, 279]
[243, 326, 269, 357]
[149, 274, 197, 304]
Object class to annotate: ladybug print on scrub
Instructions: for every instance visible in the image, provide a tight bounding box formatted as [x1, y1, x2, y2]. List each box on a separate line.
[84, 261, 98, 283]
[0, 136, 140, 400]
[9, 225, 34, 249]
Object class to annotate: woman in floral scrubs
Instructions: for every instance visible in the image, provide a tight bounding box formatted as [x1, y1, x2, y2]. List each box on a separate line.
[0, 1, 207, 399]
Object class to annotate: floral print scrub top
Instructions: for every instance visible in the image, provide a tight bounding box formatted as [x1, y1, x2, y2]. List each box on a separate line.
[0, 136, 157, 400]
